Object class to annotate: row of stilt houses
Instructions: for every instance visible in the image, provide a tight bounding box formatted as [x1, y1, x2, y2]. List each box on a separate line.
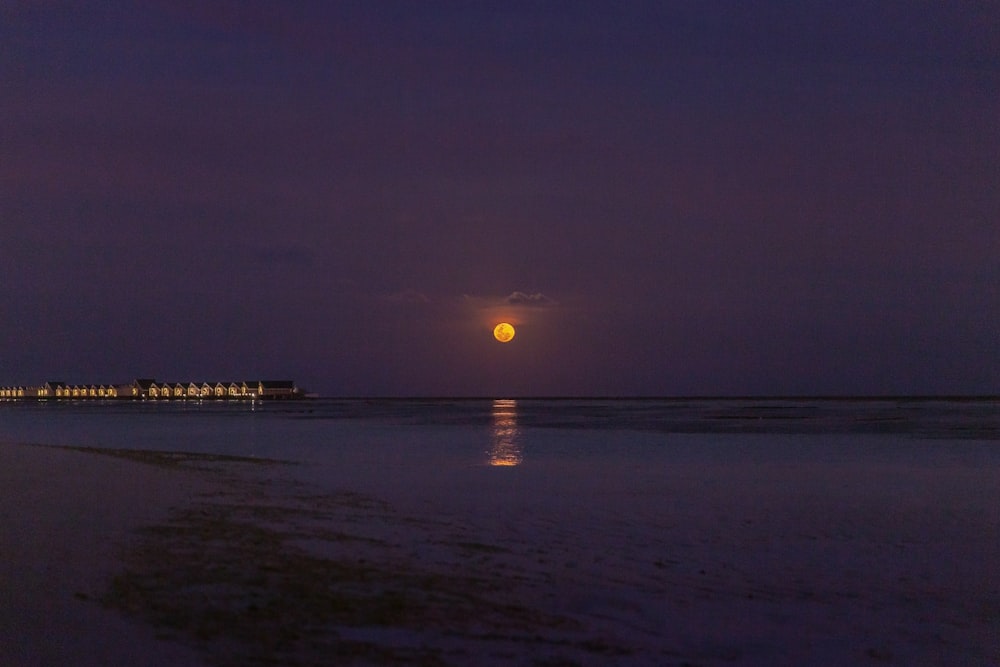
[0, 379, 301, 400]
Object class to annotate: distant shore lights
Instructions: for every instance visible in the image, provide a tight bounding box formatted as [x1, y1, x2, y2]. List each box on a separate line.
[0, 379, 303, 401]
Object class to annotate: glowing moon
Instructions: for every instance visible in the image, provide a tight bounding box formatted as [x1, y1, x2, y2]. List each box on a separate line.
[493, 322, 515, 343]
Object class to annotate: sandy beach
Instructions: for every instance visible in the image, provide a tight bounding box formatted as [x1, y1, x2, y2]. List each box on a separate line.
[2, 438, 998, 666]
[0, 443, 209, 666]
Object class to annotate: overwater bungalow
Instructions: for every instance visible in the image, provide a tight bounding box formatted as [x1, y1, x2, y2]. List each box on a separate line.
[1, 377, 303, 401]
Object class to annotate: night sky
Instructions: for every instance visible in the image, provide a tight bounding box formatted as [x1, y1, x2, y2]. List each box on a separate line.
[3, 2, 998, 396]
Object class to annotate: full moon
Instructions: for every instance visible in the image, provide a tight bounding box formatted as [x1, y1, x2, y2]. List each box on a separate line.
[493, 322, 515, 343]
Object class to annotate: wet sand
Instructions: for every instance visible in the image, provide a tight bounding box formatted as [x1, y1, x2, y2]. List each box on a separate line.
[0, 443, 209, 666]
[1, 440, 998, 665]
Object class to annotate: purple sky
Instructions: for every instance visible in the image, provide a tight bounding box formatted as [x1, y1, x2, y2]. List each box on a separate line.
[2, 2, 998, 396]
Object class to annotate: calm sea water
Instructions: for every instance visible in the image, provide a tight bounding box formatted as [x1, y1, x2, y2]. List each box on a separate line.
[0, 398, 997, 469]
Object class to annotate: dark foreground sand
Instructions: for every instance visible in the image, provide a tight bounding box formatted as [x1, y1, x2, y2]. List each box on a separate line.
[1, 440, 998, 666]
[0, 443, 208, 666]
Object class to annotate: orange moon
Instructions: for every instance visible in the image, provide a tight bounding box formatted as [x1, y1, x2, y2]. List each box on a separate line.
[493, 322, 515, 343]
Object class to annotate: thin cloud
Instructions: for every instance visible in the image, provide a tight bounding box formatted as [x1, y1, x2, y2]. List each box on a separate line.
[504, 291, 558, 308]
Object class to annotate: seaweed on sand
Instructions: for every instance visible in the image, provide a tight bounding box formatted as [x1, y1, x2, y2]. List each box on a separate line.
[101, 471, 623, 666]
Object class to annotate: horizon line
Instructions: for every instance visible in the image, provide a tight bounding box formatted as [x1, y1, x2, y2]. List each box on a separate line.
[313, 394, 1000, 402]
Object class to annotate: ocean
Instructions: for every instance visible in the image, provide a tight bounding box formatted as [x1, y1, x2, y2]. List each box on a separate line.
[1, 396, 998, 459]
[1, 396, 999, 521]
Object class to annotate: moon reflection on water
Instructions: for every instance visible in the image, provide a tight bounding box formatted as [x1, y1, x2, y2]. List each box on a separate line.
[489, 399, 522, 466]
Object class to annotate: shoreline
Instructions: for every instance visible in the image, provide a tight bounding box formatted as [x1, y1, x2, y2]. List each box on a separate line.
[0, 443, 214, 666]
[2, 438, 999, 665]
